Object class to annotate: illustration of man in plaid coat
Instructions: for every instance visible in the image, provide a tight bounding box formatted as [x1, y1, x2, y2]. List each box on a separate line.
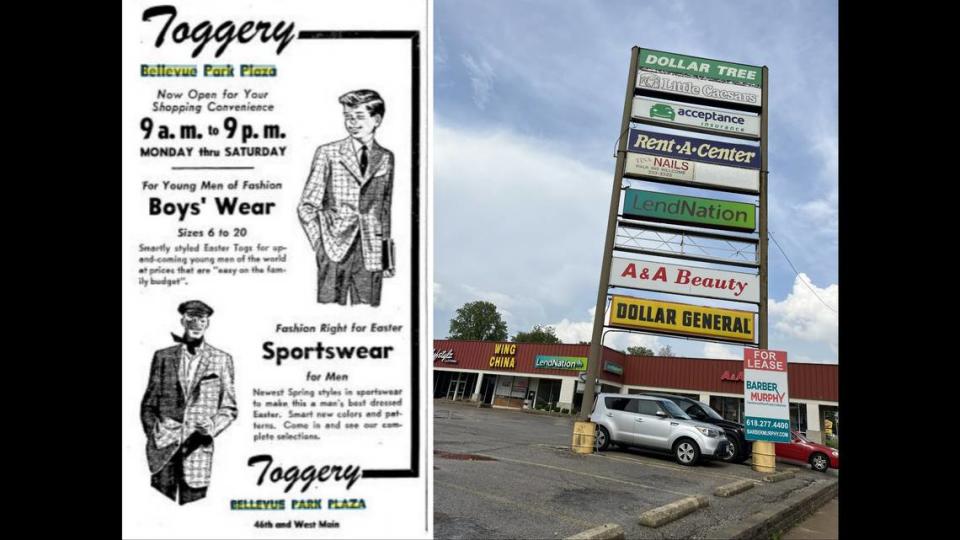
[298, 89, 395, 306]
[140, 300, 238, 505]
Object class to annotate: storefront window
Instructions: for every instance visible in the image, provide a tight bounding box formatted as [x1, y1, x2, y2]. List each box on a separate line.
[820, 405, 839, 449]
[434, 371, 453, 399]
[433, 371, 476, 401]
[709, 396, 744, 423]
[535, 379, 562, 409]
[600, 384, 619, 394]
[790, 402, 808, 435]
[492, 376, 532, 408]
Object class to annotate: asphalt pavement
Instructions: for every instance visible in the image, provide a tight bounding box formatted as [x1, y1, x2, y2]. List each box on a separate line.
[433, 400, 838, 539]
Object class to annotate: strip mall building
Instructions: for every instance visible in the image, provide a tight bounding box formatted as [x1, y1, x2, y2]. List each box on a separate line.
[433, 339, 839, 444]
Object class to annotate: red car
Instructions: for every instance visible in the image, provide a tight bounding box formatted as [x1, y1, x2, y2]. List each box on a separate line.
[774, 431, 839, 472]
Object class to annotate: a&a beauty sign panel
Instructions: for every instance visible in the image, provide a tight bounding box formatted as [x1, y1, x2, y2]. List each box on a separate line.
[743, 349, 791, 442]
[609, 257, 759, 303]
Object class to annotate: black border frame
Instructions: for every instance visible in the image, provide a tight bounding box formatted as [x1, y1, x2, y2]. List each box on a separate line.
[297, 30, 421, 479]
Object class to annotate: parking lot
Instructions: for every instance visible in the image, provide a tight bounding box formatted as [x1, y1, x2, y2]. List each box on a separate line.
[434, 401, 837, 539]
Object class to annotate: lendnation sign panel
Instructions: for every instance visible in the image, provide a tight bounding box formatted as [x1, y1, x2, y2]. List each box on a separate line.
[609, 257, 759, 303]
[743, 349, 790, 442]
[632, 97, 760, 138]
[609, 295, 755, 343]
[623, 189, 756, 232]
[638, 49, 762, 87]
[628, 128, 760, 169]
[535, 355, 587, 371]
[636, 69, 761, 107]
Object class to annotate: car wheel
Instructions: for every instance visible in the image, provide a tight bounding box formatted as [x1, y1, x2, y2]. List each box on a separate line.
[810, 453, 829, 472]
[595, 426, 611, 451]
[674, 438, 701, 466]
[720, 438, 739, 463]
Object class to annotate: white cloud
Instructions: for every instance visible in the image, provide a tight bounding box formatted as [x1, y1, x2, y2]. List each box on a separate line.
[702, 342, 742, 360]
[769, 273, 838, 355]
[461, 53, 495, 109]
[548, 306, 662, 352]
[434, 121, 612, 333]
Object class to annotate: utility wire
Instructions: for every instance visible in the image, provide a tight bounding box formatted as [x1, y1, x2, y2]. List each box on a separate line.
[768, 231, 838, 314]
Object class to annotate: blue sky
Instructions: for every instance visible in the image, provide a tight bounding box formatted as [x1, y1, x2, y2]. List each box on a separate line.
[433, 0, 838, 363]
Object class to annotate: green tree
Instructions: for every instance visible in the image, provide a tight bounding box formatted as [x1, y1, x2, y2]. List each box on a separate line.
[626, 345, 655, 356]
[657, 345, 676, 357]
[448, 301, 508, 341]
[512, 324, 561, 344]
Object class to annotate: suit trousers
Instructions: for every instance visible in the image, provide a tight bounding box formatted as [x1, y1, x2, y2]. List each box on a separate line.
[316, 235, 383, 306]
[151, 448, 208, 505]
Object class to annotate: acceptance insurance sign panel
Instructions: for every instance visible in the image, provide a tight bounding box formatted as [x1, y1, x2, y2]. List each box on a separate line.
[743, 349, 791, 442]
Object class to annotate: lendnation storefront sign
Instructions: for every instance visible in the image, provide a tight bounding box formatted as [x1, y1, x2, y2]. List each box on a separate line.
[639, 49, 762, 87]
[535, 355, 587, 371]
[609, 295, 755, 343]
[623, 189, 756, 232]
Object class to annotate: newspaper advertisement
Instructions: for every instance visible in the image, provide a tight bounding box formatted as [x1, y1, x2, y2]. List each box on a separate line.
[121, 1, 432, 538]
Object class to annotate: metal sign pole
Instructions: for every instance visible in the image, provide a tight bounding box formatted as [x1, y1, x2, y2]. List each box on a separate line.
[752, 65, 774, 472]
[577, 46, 639, 425]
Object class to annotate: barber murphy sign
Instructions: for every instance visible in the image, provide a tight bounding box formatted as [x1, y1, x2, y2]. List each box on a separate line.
[743, 349, 790, 442]
[609, 257, 759, 303]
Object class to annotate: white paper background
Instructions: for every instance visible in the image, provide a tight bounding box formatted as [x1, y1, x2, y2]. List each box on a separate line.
[122, 1, 432, 538]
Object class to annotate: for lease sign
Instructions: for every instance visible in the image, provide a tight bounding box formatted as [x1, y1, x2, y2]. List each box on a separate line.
[743, 349, 790, 442]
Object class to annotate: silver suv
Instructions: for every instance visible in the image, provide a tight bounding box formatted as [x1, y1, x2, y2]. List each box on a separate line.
[590, 393, 730, 466]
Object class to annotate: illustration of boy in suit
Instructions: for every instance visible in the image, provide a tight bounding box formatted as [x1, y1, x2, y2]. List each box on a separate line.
[298, 89, 395, 306]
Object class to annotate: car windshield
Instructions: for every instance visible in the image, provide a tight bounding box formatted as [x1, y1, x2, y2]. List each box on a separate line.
[794, 432, 809, 442]
[699, 402, 725, 421]
[660, 400, 691, 419]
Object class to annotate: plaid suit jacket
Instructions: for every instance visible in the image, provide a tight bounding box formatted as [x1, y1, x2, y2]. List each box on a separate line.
[298, 137, 394, 271]
[140, 342, 238, 488]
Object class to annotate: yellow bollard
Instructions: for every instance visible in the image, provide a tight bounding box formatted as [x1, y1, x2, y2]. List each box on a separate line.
[572, 421, 596, 454]
[751, 441, 776, 473]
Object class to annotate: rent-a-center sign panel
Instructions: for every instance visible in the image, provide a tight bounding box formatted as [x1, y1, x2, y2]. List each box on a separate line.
[743, 349, 790, 443]
[625, 129, 760, 194]
[122, 1, 430, 538]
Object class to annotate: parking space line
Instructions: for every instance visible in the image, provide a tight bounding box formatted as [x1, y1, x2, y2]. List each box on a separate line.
[435, 480, 597, 529]
[528, 443, 763, 484]
[587, 450, 764, 484]
[468, 453, 695, 497]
